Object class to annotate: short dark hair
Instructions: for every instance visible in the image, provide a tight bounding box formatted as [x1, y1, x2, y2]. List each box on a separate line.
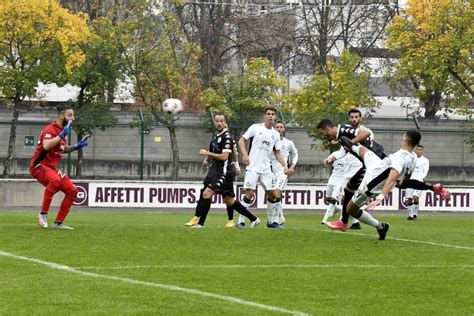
[317, 118, 334, 129]
[347, 108, 362, 117]
[264, 106, 277, 115]
[416, 144, 424, 149]
[405, 129, 421, 147]
[56, 105, 73, 115]
[275, 120, 284, 126]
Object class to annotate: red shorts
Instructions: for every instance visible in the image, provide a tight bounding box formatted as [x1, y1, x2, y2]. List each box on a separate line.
[30, 164, 76, 193]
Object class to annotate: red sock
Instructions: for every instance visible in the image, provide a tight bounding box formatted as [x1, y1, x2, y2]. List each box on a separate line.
[41, 189, 55, 213]
[55, 180, 78, 223]
[55, 196, 74, 223]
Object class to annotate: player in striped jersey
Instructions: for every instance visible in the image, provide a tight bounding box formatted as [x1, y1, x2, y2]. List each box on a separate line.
[185, 114, 260, 228]
[327, 130, 450, 240]
[318, 117, 386, 229]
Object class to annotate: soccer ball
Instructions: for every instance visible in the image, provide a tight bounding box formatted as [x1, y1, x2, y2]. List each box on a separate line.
[162, 98, 183, 115]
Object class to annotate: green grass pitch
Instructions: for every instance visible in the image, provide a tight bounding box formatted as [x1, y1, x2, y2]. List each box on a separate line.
[1, 211, 473, 315]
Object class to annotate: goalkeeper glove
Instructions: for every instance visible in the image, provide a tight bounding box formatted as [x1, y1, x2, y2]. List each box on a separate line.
[73, 134, 90, 150]
[58, 121, 73, 139]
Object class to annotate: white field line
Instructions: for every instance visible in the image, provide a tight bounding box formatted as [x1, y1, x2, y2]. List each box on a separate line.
[0, 250, 309, 316]
[306, 227, 474, 251]
[76, 264, 474, 271]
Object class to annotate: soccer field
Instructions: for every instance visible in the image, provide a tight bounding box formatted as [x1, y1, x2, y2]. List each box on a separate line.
[1, 211, 472, 315]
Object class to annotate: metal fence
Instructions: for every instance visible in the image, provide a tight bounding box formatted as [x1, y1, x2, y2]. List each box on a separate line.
[0, 110, 472, 182]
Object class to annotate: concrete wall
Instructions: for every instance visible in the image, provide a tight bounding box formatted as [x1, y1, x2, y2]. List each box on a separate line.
[0, 109, 472, 184]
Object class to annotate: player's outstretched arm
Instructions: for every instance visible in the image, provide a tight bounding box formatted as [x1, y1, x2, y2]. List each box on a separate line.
[367, 168, 399, 210]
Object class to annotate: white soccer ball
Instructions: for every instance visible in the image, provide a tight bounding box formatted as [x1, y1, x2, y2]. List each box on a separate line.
[162, 98, 183, 115]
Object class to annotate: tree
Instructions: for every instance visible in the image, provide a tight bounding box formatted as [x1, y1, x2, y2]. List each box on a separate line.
[173, 2, 233, 88]
[60, 2, 124, 178]
[294, 0, 399, 73]
[385, 0, 473, 118]
[201, 58, 286, 139]
[288, 50, 377, 145]
[0, 0, 91, 176]
[112, 0, 201, 181]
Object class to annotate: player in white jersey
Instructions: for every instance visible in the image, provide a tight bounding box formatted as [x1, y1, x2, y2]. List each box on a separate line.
[322, 154, 363, 224]
[327, 130, 451, 240]
[271, 120, 298, 225]
[322, 156, 345, 224]
[405, 145, 429, 220]
[237, 107, 289, 228]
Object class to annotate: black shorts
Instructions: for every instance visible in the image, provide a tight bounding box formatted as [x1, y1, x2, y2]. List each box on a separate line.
[347, 166, 366, 191]
[203, 173, 235, 198]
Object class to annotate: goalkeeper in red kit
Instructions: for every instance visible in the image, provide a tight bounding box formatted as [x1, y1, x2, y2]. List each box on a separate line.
[30, 105, 89, 230]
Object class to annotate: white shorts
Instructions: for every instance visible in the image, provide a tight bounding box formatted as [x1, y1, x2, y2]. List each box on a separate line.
[327, 172, 344, 186]
[345, 162, 362, 179]
[274, 173, 288, 192]
[405, 188, 422, 199]
[243, 170, 275, 191]
[357, 151, 384, 194]
[326, 183, 342, 200]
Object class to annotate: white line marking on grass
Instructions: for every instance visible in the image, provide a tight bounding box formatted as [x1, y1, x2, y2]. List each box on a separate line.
[307, 227, 474, 251]
[76, 264, 474, 270]
[0, 250, 309, 316]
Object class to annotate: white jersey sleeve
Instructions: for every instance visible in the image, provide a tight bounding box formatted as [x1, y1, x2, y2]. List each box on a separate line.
[242, 124, 258, 140]
[288, 139, 298, 166]
[329, 147, 348, 161]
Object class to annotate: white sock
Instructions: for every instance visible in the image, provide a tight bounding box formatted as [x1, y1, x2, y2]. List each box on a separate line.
[241, 199, 251, 209]
[414, 204, 419, 216]
[239, 198, 252, 224]
[323, 204, 336, 222]
[408, 205, 414, 217]
[276, 201, 284, 223]
[351, 144, 361, 155]
[267, 202, 277, 224]
[351, 216, 359, 224]
[358, 211, 381, 229]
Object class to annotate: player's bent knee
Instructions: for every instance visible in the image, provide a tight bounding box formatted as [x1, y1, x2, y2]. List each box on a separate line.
[223, 197, 235, 206]
[202, 189, 215, 199]
[66, 187, 78, 199]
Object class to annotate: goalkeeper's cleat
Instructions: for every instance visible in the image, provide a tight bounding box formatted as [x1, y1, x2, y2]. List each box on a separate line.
[433, 183, 451, 200]
[377, 222, 390, 240]
[190, 224, 204, 229]
[249, 218, 261, 228]
[38, 212, 48, 228]
[225, 220, 235, 228]
[185, 216, 199, 227]
[326, 220, 348, 232]
[53, 222, 74, 230]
